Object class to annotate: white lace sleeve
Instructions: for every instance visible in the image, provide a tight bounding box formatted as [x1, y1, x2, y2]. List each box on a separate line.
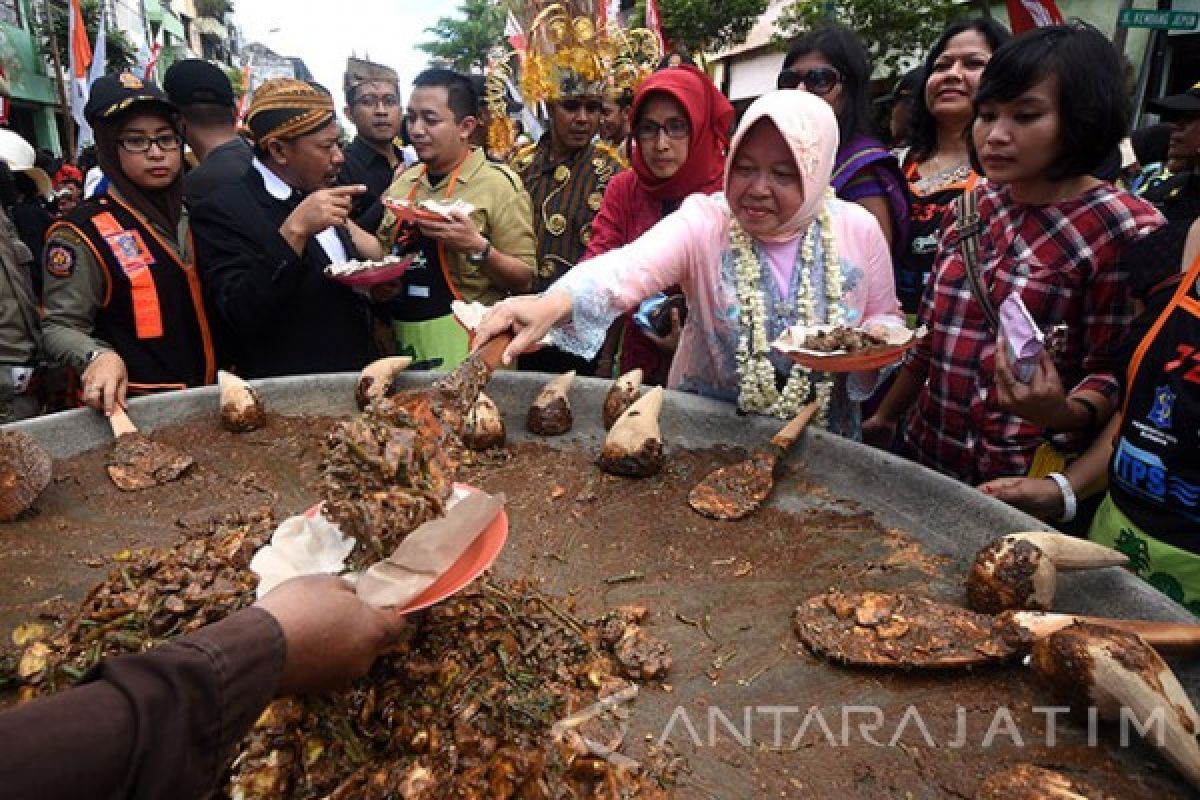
[545, 194, 724, 358]
[548, 263, 624, 358]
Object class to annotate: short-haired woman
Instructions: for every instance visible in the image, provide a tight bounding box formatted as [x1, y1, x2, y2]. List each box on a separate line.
[865, 23, 1164, 486]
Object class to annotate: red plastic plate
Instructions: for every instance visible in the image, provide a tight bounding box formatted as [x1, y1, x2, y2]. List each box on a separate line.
[326, 255, 415, 287]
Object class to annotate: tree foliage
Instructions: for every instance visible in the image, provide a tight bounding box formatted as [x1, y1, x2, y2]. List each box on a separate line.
[417, 0, 505, 73]
[655, 0, 771, 58]
[777, 0, 964, 79]
[41, 0, 137, 73]
[226, 65, 245, 98]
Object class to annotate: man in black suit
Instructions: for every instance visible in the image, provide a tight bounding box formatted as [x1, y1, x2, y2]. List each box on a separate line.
[190, 78, 381, 378]
[164, 59, 254, 206]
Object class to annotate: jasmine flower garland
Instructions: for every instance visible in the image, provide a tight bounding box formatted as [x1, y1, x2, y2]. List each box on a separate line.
[731, 190, 842, 422]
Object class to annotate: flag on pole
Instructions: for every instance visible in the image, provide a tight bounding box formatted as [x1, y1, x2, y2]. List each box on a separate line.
[236, 58, 252, 126]
[67, 0, 94, 151]
[139, 26, 163, 81]
[596, 0, 619, 36]
[80, 2, 108, 150]
[1004, 0, 1064, 34]
[88, 5, 107, 88]
[644, 0, 666, 53]
[505, 10, 526, 63]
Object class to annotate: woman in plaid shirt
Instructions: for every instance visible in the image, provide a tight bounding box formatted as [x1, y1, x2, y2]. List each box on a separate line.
[865, 23, 1164, 486]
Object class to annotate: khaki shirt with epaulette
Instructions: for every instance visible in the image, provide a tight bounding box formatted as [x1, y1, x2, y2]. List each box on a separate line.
[41, 192, 193, 372]
[376, 146, 536, 306]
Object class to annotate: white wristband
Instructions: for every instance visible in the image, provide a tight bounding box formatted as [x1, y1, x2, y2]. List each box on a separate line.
[1046, 472, 1077, 524]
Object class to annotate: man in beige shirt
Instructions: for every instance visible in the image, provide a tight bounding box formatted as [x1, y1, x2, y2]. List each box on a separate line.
[372, 67, 536, 370]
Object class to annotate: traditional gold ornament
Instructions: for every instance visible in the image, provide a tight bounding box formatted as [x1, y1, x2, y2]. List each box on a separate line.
[587, 192, 603, 211]
[580, 225, 592, 246]
[554, 165, 571, 183]
[486, 0, 661, 155]
[546, 213, 567, 237]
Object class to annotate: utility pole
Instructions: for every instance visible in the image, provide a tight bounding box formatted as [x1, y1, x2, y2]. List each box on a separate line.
[42, 0, 75, 157]
[1112, 0, 1136, 56]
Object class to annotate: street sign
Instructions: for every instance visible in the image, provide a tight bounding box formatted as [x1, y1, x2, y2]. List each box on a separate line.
[1118, 8, 1200, 30]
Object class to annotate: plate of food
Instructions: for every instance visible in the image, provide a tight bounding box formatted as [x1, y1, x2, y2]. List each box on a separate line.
[391, 485, 509, 613]
[257, 485, 508, 613]
[382, 197, 475, 225]
[772, 324, 918, 372]
[325, 254, 415, 287]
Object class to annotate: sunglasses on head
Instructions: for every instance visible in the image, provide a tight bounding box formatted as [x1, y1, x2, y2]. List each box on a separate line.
[776, 67, 841, 95]
[558, 98, 604, 114]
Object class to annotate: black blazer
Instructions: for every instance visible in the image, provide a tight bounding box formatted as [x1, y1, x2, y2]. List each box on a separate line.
[190, 165, 375, 379]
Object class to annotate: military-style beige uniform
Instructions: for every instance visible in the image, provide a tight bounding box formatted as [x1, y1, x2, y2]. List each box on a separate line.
[0, 207, 39, 422]
[376, 146, 537, 305]
[374, 146, 536, 371]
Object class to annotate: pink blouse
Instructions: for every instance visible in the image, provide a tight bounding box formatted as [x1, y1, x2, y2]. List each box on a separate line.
[550, 192, 903, 426]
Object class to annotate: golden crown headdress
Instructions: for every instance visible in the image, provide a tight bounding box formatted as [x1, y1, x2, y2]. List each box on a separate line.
[485, 0, 660, 155]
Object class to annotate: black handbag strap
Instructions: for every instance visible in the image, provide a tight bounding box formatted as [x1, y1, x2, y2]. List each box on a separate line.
[955, 189, 999, 333]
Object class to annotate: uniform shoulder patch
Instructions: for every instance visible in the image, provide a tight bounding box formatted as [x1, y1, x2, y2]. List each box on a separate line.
[45, 242, 77, 279]
[486, 162, 526, 194]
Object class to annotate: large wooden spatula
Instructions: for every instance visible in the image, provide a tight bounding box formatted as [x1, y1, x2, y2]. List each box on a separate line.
[107, 408, 194, 491]
[688, 401, 819, 520]
[793, 589, 1200, 669]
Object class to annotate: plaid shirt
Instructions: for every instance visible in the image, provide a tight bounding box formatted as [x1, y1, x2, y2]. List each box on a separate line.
[903, 182, 1163, 484]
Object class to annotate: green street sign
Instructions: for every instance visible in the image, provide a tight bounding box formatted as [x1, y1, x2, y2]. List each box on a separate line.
[1118, 8, 1200, 30]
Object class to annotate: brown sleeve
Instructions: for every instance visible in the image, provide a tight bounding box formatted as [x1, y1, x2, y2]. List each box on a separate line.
[0, 607, 285, 800]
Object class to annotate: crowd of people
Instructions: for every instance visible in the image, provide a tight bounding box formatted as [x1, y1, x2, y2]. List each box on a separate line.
[2, 12, 1200, 794]
[0, 16, 1195, 600]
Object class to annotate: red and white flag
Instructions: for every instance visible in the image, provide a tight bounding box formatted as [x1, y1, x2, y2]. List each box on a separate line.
[141, 27, 163, 81]
[644, 0, 666, 53]
[236, 59, 252, 126]
[1005, 0, 1064, 34]
[505, 9, 526, 60]
[597, 0, 620, 36]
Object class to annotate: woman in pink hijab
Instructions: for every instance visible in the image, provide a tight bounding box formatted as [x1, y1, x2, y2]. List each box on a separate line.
[476, 91, 903, 437]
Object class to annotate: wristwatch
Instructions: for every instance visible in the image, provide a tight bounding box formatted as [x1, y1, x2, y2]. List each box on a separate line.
[467, 240, 492, 266]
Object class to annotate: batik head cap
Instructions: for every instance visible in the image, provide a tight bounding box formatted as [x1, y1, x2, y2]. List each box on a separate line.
[242, 78, 336, 146]
[343, 56, 399, 100]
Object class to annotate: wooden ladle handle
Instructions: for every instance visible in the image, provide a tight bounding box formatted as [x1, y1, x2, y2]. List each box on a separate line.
[471, 331, 515, 374]
[770, 401, 820, 450]
[1011, 612, 1200, 655]
[108, 408, 137, 437]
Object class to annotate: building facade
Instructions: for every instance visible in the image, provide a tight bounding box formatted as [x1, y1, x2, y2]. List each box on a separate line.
[0, 0, 63, 154]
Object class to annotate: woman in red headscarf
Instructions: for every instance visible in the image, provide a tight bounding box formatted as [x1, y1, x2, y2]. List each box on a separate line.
[585, 66, 734, 383]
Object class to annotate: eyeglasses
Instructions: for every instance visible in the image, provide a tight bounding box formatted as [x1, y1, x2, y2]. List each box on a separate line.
[117, 133, 183, 154]
[776, 67, 841, 96]
[558, 98, 604, 114]
[633, 118, 690, 142]
[354, 93, 400, 109]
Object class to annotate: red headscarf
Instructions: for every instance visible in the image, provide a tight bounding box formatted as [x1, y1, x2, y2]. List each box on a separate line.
[628, 65, 735, 203]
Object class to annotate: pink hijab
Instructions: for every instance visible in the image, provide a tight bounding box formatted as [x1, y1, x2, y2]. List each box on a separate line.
[724, 90, 839, 243]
